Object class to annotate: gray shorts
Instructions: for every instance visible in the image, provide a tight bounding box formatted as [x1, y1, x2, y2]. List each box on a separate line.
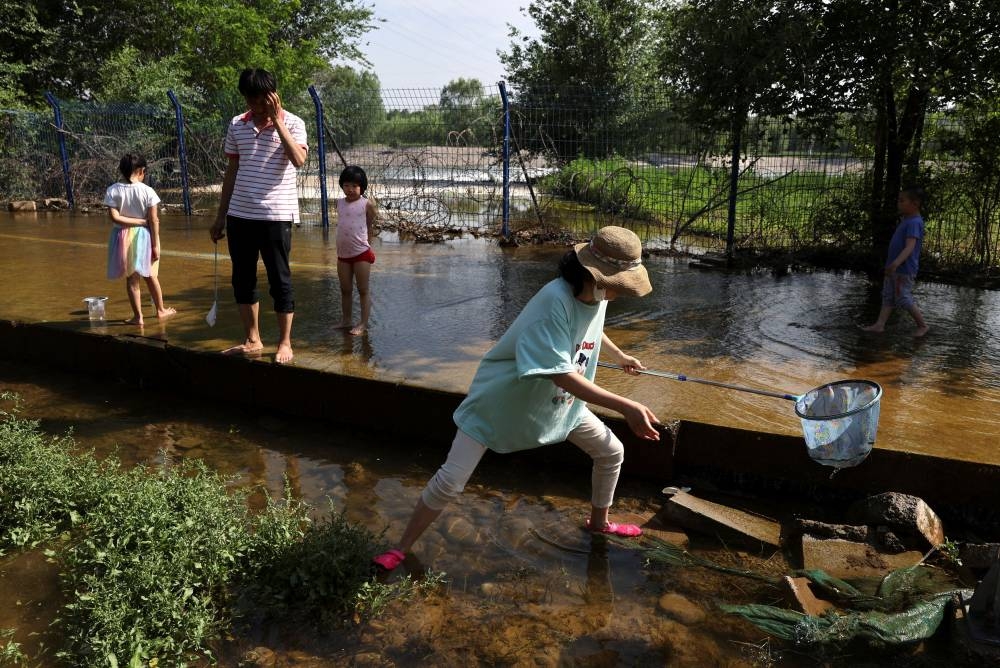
[881, 274, 916, 309]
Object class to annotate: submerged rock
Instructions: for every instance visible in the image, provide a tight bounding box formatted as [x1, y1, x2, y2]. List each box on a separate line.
[657, 592, 706, 625]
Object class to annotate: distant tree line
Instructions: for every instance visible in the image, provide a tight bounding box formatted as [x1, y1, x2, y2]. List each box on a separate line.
[499, 0, 1000, 262]
[4, 0, 1000, 266]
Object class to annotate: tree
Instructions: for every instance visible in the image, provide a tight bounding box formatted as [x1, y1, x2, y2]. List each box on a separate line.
[499, 0, 664, 158]
[659, 0, 1000, 261]
[3, 0, 377, 109]
[800, 0, 1000, 258]
[312, 65, 384, 148]
[660, 0, 812, 254]
[0, 0, 60, 108]
[93, 46, 202, 108]
[438, 78, 495, 143]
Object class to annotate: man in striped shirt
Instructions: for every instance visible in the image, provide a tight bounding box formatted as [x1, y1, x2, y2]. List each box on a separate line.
[210, 68, 308, 364]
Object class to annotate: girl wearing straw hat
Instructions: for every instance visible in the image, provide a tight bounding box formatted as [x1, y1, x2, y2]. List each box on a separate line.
[374, 226, 660, 572]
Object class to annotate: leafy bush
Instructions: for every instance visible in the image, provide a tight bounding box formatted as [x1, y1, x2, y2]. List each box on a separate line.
[0, 399, 434, 666]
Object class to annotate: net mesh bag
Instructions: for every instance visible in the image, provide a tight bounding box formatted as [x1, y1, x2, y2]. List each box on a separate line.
[795, 380, 882, 468]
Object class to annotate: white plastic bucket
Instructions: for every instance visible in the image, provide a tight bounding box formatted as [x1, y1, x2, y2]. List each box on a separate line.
[83, 296, 107, 321]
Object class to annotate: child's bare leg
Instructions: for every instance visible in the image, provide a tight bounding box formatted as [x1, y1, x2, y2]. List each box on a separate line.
[336, 260, 354, 329]
[908, 304, 929, 337]
[350, 261, 372, 336]
[861, 305, 893, 332]
[143, 276, 176, 319]
[125, 274, 143, 325]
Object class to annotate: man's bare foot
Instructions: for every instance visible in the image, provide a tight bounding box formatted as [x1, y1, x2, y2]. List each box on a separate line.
[349, 323, 367, 336]
[275, 342, 294, 364]
[222, 340, 264, 356]
[914, 325, 929, 337]
[156, 307, 177, 319]
[124, 317, 144, 326]
[859, 324, 884, 333]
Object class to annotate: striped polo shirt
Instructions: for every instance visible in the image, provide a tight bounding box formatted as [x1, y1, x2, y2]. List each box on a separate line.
[223, 110, 308, 224]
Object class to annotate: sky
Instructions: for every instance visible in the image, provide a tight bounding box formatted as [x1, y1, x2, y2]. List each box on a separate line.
[349, 0, 541, 90]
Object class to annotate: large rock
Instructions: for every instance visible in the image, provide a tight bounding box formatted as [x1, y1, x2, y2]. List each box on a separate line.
[8, 200, 36, 211]
[847, 492, 945, 549]
[790, 519, 870, 542]
[960, 543, 1000, 570]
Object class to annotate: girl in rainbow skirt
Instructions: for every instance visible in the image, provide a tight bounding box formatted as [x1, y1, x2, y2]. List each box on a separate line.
[104, 153, 176, 326]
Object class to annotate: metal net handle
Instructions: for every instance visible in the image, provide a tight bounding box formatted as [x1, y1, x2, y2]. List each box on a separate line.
[596, 362, 798, 401]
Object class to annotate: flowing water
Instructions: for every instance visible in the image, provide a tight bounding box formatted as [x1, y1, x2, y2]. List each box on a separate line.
[1, 210, 998, 463]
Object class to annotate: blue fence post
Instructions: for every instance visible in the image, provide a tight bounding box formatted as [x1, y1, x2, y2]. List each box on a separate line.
[726, 124, 740, 261]
[498, 81, 511, 239]
[167, 90, 192, 216]
[308, 84, 329, 229]
[44, 92, 73, 207]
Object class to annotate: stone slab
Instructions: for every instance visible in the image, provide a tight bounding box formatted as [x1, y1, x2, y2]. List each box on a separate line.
[659, 491, 781, 547]
[782, 575, 835, 617]
[801, 535, 924, 579]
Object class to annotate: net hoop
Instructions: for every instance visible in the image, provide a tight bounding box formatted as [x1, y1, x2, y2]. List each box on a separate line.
[794, 379, 882, 421]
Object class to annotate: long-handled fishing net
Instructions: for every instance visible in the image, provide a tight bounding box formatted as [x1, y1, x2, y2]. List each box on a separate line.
[205, 245, 218, 327]
[598, 362, 882, 469]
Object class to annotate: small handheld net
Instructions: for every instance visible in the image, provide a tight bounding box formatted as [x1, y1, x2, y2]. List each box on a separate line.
[794, 380, 882, 469]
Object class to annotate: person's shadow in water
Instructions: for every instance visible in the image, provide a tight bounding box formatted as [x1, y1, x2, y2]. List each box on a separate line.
[583, 535, 615, 610]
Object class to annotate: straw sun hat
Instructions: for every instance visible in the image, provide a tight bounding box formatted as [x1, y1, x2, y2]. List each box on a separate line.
[574, 226, 652, 297]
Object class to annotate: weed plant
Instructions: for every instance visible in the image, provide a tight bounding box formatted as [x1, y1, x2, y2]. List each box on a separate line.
[0, 629, 28, 668]
[0, 398, 436, 666]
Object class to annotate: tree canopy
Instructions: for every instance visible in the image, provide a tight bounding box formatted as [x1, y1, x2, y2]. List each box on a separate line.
[500, 0, 665, 157]
[1, 0, 377, 110]
[312, 65, 384, 148]
[656, 0, 1000, 254]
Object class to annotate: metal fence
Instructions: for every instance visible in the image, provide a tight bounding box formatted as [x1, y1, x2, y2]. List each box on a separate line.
[2, 85, 998, 269]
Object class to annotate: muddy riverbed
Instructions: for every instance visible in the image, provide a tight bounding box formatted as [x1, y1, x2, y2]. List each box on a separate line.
[0, 359, 976, 667]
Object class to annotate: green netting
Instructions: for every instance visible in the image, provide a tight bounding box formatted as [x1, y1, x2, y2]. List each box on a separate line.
[630, 536, 968, 647]
[720, 595, 954, 646]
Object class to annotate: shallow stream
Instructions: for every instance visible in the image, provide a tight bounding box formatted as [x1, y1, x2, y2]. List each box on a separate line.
[1, 210, 998, 463]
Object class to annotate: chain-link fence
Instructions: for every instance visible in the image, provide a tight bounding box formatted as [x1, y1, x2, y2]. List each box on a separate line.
[3, 86, 998, 269]
[0, 108, 63, 202]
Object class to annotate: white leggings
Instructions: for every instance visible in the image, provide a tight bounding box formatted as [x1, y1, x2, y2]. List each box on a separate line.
[421, 408, 625, 511]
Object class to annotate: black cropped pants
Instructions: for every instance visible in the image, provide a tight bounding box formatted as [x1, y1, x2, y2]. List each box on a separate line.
[225, 216, 294, 313]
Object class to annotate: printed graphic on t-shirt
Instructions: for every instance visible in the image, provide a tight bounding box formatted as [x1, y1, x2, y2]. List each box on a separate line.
[551, 339, 596, 405]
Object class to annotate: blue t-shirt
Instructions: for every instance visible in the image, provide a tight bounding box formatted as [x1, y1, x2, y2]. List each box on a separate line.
[453, 279, 607, 453]
[886, 214, 924, 276]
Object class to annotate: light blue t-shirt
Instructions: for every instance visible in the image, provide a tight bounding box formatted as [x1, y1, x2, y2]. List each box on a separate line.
[454, 278, 607, 453]
[886, 214, 924, 276]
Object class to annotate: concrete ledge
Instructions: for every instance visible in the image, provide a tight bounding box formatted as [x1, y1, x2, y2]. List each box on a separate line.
[2, 319, 998, 532]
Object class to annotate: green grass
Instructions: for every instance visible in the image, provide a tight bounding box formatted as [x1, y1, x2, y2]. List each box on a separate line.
[539, 156, 851, 245]
[0, 394, 440, 666]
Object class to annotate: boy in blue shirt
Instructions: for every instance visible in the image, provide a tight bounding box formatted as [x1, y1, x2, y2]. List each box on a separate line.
[862, 187, 929, 337]
[374, 227, 660, 571]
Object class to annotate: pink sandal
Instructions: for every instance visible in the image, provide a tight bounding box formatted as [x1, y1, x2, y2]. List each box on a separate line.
[372, 548, 406, 571]
[586, 520, 642, 537]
